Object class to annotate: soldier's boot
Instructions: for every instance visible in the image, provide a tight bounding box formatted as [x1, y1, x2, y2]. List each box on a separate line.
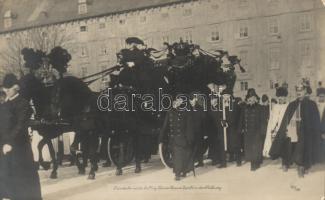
[250, 162, 257, 171]
[50, 171, 58, 179]
[217, 162, 227, 168]
[88, 168, 96, 180]
[297, 166, 305, 178]
[228, 153, 235, 162]
[50, 160, 59, 179]
[236, 154, 242, 167]
[116, 168, 123, 176]
[135, 163, 142, 173]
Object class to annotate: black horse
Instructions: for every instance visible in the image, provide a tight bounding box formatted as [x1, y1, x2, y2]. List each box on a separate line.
[20, 73, 100, 179]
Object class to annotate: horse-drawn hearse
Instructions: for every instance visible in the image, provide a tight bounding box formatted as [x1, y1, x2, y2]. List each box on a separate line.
[15, 38, 244, 180]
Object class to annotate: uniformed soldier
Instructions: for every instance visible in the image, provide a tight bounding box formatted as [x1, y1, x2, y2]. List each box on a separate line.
[209, 85, 242, 168]
[159, 96, 195, 181]
[189, 92, 208, 167]
[238, 88, 264, 171]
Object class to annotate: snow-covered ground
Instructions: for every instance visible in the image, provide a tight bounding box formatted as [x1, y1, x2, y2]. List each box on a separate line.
[40, 156, 325, 200]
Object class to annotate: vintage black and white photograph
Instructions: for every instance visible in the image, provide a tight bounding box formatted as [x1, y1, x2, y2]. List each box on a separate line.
[0, 0, 325, 199]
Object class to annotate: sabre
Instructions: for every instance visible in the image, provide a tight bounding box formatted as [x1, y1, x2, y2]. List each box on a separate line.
[222, 96, 229, 151]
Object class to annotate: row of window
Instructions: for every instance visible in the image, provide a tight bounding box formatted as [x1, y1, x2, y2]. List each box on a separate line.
[78, 0, 281, 16]
[78, 15, 313, 44]
[78, 40, 312, 75]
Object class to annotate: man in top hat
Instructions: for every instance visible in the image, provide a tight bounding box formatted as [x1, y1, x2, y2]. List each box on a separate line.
[237, 88, 264, 171]
[159, 95, 195, 181]
[270, 79, 321, 177]
[263, 85, 289, 165]
[1, 73, 42, 199]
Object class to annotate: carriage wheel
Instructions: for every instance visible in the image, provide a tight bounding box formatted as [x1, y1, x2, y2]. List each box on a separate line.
[159, 142, 173, 169]
[108, 134, 135, 168]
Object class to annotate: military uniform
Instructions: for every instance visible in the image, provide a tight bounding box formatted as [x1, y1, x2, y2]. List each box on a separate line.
[210, 96, 242, 167]
[238, 103, 264, 170]
[159, 109, 195, 177]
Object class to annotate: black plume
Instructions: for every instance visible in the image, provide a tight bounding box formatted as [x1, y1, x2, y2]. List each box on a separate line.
[48, 46, 71, 74]
[21, 48, 45, 70]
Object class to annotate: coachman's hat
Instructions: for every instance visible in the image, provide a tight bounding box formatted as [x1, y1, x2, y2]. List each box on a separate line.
[2, 73, 19, 89]
[125, 37, 144, 45]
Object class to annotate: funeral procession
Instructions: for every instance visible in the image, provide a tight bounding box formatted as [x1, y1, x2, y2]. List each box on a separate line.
[0, 0, 325, 200]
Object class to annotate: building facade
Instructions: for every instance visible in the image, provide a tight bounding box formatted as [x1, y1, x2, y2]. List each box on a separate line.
[0, 0, 324, 98]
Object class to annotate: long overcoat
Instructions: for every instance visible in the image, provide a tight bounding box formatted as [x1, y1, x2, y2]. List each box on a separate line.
[1, 95, 42, 200]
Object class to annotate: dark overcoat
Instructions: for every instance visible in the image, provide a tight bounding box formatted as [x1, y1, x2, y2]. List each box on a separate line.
[209, 98, 242, 153]
[159, 109, 195, 174]
[1, 95, 42, 200]
[0, 102, 11, 199]
[238, 103, 264, 163]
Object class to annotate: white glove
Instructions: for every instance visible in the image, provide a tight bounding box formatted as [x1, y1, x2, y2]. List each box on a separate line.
[3, 144, 12, 155]
[127, 62, 135, 67]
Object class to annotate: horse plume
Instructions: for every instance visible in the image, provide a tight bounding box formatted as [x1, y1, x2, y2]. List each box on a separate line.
[48, 46, 72, 75]
[21, 48, 45, 70]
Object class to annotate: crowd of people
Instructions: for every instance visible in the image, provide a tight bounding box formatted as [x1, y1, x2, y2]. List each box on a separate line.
[159, 81, 324, 181]
[0, 36, 324, 199]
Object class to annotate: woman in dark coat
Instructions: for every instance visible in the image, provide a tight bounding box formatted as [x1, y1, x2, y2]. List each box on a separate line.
[238, 88, 264, 171]
[1, 74, 42, 200]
